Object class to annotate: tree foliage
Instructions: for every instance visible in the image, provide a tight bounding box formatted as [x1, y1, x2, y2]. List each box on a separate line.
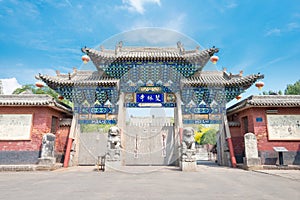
[13, 84, 72, 106]
[80, 124, 113, 133]
[194, 131, 203, 144]
[261, 80, 300, 96]
[284, 80, 300, 95]
[200, 129, 217, 145]
[194, 125, 217, 145]
[262, 90, 282, 95]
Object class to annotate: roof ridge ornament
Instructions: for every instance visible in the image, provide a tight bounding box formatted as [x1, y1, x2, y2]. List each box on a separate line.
[208, 46, 219, 57]
[100, 45, 104, 52]
[177, 41, 185, 55]
[115, 41, 123, 56]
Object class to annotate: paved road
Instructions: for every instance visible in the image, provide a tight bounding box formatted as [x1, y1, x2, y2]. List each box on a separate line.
[0, 162, 299, 200]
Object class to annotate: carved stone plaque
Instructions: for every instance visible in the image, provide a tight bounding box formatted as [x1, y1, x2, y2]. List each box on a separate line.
[0, 114, 32, 140]
[267, 115, 300, 140]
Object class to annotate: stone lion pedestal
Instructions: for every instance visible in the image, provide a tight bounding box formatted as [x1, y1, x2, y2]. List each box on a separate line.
[105, 126, 121, 172]
[181, 127, 197, 172]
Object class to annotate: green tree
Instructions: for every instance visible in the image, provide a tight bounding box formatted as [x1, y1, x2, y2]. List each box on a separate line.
[13, 84, 72, 106]
[262, 90, 279, 95]
[80, 124, 113, 133]
[13, 84, 35, 94]
[200, 129, 217, 145]
[284, 80, 300, 95]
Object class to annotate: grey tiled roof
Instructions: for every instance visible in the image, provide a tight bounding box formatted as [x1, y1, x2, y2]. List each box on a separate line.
[82, 46, 219, 70]
[227, 95, 300, 113]
[228, 121, 241, 127]
[82, 46, 218, 59]
[38, 70, 118, 87]
[59, 118, 72, 126]
[38, 69, 263, 89]
[0, 94, 72, 113]
[183, 71, 264, 88]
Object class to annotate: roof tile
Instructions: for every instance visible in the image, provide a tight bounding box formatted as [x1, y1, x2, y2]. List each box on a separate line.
[0, 94, 72, 113]
[227, 95, 300, 113]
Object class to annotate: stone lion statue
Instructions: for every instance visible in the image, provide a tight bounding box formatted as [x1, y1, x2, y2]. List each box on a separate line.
[106, 126, 121, 161]
[181, 127, 196, 162]
[182, 127, 195, 150]
[107, 126, 120, 149]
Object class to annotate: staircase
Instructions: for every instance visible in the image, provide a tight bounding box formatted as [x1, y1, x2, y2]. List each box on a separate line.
[195, 146, 209, 161]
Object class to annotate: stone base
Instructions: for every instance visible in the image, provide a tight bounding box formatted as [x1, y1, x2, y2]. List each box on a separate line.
[104, 161, 121, 172]
[243, 157, 262, 170]
[36, 163, 63, 171]
[181, 161, 197, 172]
[38, 157, 56, 166]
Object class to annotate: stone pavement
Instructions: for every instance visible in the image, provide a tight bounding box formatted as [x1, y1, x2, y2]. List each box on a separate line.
[254, 169, 300, 181]
[0, 162, 299, 200]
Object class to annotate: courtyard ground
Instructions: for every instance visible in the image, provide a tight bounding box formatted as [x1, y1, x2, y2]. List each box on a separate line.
[0, 161, 299, 200]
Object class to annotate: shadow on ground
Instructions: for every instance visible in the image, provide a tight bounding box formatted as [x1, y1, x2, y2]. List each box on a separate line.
[197, 160, 220, 167]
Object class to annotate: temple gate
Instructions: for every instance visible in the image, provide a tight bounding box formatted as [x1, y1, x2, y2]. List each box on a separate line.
[37, 30, 263, 169]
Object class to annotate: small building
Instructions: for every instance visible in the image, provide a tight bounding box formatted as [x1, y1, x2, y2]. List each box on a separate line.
[0, 94, 72, 165]
[227, 95, 300, 165]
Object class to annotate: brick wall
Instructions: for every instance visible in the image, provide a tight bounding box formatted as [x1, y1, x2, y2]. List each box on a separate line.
[0, 106, 71, 164]
[228, 107, 300, 165]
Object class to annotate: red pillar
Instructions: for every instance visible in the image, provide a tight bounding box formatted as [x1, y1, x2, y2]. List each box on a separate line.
[179, 127, 183, 144]
[227, 137, 237, 168]
[63, 138, 73, 168]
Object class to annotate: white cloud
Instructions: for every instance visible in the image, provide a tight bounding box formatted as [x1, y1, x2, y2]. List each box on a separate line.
[258, 55, 291, 70]
[265, 22, 299, 37]
[1, 78, 21, 95]
[123, 12, 187, 32]
[209, 0, 238, 13]
[287, 22, 300, 31]
[265, 28, 281, 36]
[225, 2, 237, 9]
[121, 0, 161, 14]
[165, 13, 186, 32]
[65, 0, 72, 7]
[293, 13, 300, 18]
[101, 27, 199, 49]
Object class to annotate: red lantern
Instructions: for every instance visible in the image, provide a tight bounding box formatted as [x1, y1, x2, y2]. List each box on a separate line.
[58, 96, 64, 100]
[236, 95, 242, 100]
[210, 55, 219, 64]
[255, 81, 264, 90]
[35, 82, 44, 88]
[81, 55, 90, 64]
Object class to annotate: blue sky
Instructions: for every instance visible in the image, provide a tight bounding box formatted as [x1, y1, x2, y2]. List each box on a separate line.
[0, 0, 300, 100]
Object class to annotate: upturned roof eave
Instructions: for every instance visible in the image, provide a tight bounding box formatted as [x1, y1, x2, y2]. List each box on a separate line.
[0, 94, 73, 114]
[226, 95, 300, 114]
[38, 74, 119, 87]
[82, 46, 218, 63]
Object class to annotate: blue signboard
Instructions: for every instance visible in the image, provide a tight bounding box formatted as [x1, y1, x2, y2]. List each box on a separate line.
[183, 119, 222, 124]
[74, 107, 117, 114]
[78, 119, 117, 124]
[182, 107, 226, 114]
[136, 93, 164, 103]
[125, 102, 176, 108]
[256, 117, 263, 122]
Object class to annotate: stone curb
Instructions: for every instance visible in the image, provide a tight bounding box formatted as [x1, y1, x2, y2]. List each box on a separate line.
[0, 163, 63, 172]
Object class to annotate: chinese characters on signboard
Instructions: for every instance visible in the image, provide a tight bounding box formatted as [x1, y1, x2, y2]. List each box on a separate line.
[136, 93, 164, 103]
